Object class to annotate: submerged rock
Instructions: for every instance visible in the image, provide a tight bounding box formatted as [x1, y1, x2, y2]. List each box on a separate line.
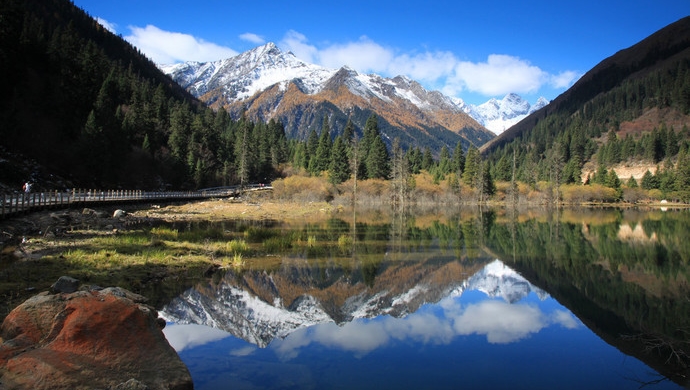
[0, 285, 193, 390]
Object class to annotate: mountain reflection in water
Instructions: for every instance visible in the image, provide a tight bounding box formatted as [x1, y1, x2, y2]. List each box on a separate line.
[159, 209, 689, 389]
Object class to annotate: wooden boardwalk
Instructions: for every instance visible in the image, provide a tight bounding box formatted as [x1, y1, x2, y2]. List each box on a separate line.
[0, 185, 271, 219]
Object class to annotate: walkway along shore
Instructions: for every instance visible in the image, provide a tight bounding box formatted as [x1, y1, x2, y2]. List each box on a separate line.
[0, 185, 272, 218]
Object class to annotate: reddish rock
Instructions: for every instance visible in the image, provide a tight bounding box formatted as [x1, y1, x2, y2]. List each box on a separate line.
[0, 287, 193, 390]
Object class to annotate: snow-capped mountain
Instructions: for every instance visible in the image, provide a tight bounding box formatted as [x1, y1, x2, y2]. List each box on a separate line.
[160, 43, 495, 152]
[159, 43, 334, 103]
[464, 260, 548, 303]
[457, 94, 550, 135]
[159, 259, 545, 347]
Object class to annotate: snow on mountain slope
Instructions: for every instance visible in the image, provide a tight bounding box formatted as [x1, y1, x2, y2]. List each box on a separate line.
[160, 42, 336, 101]
[159, 260, 545, 347]
[160, 42, 547, 143]
[458, 94, 550, 135]
[161, 43, 470, 116]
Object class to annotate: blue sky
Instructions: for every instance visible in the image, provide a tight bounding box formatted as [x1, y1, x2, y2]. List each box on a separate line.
[72, 0, 688, 105]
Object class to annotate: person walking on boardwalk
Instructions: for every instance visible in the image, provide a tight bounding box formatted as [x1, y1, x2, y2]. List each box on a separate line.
[22, 181, 32, 200]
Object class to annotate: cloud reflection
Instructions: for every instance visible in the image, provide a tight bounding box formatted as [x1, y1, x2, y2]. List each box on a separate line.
[272, 296, 581, 359]
[451, 300, 546, 344]
[163, 323, 231, 352]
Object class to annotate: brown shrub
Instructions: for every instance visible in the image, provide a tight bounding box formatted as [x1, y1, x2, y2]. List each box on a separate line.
[272, 175, 334, 202]
[560, 184, 619, 203]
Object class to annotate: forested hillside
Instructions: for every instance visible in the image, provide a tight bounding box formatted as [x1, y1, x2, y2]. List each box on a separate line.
[480, 16, 690, 202]
[0, 0, 288, 190]
[2, 0, 689, 206]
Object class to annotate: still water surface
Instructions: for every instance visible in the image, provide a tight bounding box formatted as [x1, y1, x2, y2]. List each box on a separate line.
[158, 208, 690, 389]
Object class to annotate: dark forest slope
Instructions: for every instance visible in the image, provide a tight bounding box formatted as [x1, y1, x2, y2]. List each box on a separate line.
[0, 0, 274, 191]
[481, 16, 690, 155]
[478, 16, 690, 193]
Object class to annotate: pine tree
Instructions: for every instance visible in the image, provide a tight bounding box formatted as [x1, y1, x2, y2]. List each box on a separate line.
[493, 154, 511, 181]
[406, 147, 421, 174]
[366, 135, 390, 179]
[361, 114, 389, 179]
[311, 117, 332, 174]
[390, 138, 410, 208]
[421, 147, 434, 172]
[641, 170, 658, 190]
[666, 126, 680, 158]
[235, 118, 252, 187]
[305, 128, 319, 171]
[462, 146, 479, 187]
[438, 145, 451, 175]
[452, 141, 465, 175]
[328, 135, 350, 184]
[478, 161, 495, 201]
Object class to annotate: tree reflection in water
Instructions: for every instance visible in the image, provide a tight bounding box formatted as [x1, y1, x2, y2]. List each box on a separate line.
[160, 207, 690, 389]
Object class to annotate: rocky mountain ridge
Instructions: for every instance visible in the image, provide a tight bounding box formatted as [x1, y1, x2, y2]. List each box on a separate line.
[161, 43, 497, 152]
[159, 259, 545, 347]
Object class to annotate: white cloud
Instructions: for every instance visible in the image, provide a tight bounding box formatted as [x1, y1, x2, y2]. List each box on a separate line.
[163, 323, 231, 352]
[551, 309, 580, 329]
[96, 17, 117, 34]
[446, 54, 547, 96]
[117, 24, 577, 98]
[280, 30, 319, 65]
[271, 296, 581, 361]
[550, 70, 581, 89]
[240, 33, 265, 45]
[125, 25, 238, 64]
[317, 37, 394, 74]
[451, 300, 546, 344]
[279, 31, 578, 100]
[389, 51, 457, 83]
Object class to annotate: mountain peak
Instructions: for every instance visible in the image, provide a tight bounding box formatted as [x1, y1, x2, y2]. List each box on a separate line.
[461, 95, 550, 135]
[161, 44, 495, 152]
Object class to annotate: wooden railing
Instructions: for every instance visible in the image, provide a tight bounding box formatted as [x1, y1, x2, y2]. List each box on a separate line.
[0, 185, 271, 219]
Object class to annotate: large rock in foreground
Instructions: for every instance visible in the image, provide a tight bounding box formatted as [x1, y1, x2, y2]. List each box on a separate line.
[0, 287, 193, 389]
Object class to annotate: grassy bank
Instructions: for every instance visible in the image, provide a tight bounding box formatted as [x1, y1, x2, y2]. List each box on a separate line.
[0, 198, 336, 320]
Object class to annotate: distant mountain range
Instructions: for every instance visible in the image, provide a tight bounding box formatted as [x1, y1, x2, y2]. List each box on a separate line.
[160, 43, 544, 153]
[456, 93, 549, 135]
[159, 259, 546, 347]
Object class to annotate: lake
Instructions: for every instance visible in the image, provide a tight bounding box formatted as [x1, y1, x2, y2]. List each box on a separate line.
[158, 207, 690, 389]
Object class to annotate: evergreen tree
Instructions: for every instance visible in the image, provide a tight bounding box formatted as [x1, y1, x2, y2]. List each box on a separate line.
[452, 141, 465, 175]
[493, 154, 512, 181]
[305, 128, 319, 171]
[438, 145, 451, 175]
[311, 117, 332, 174]
[292, 142, 307, 171]
[462, 146, 480, 187]
[478, 161, 495, 200]
[361, 114, 390, 179]
[606, 170, 621, 189]
[666, 126, 680, 157]
[421, 147, 434, 172]
[676, 147, 690, 188]
[390, 138, 410, 208]
[328, 135, 350, 184]
[592, 164, 608, 186]
[641, 170, 659, 190]
[168, 104, 191, 160]
[268, 118, 289, 166]
[366, 135, 390, 179]
[235, 117, 252, 187]
[407, 147, 422, 174]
